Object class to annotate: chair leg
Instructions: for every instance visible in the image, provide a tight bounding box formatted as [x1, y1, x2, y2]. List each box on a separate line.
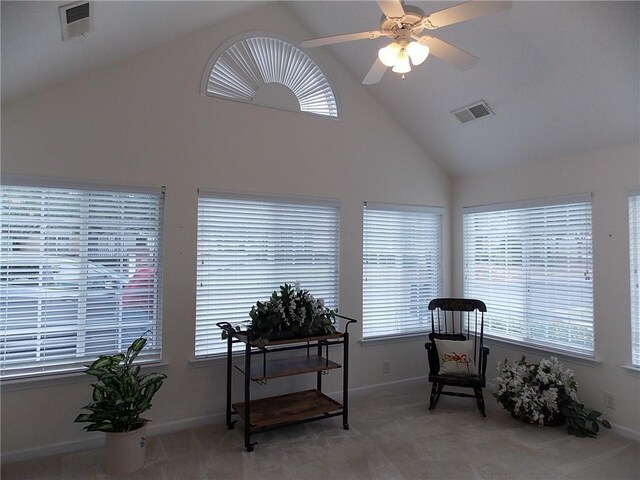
[474, 387, 486, 417]
[429, 383, 445, 410]
[428, 383, 439, 410]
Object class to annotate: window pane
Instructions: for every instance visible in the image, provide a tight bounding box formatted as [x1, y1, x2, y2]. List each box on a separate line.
[463, 198, 593, 356]
[630, 194, 640, 366]
[0, 184, 164, 379]
[362, 204, 443, 339]
[195, 195, 339, 357]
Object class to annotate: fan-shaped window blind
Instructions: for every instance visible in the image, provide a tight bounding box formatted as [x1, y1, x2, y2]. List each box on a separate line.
[463, 195, 594, 357]
[629, 192, 640, 367]
[202, 34, 338, 118]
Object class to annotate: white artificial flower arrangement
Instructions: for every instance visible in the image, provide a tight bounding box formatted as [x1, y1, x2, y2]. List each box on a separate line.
[247, 283, 337, 342]
[495, 356, 611, 437]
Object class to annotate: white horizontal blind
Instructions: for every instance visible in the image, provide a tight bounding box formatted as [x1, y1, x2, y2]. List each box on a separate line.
[463, 197, 593, 356]
[0, 184, 164, 379]
[362, 204, 443, 339]
[206, 35, 338, 117]
[629, 194, 640, 366]
[196, 194, 339, 357]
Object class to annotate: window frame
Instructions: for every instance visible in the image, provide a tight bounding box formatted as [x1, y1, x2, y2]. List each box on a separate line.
[0, 177, 165, 380]
[195, 191, 340, 358]
[629, 189, 640, 368]
[463, 194, 594, 358]
[362, 202, 444, 341]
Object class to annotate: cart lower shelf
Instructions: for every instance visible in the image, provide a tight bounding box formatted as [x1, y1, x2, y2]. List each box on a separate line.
[232, 389, 342, 429]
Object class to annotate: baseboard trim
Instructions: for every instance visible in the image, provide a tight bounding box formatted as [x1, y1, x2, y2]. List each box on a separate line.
[610, 422, 640, 443]
[1, 412, 226, 464]
[3, 375, 636, 462]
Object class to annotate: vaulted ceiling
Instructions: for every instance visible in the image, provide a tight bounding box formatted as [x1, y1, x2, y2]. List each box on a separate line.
[2, 1, 639, 176]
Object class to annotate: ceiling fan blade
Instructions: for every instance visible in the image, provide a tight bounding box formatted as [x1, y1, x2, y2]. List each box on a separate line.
[418, 36, 479, 70]
[300, 31, 382, 49]
[377, 0, 405, 18]
[423, 1, 512, 29]
[362, 58, 387, 85]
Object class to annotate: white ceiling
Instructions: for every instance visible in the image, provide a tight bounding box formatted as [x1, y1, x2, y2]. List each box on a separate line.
[2, 1, 639, 176]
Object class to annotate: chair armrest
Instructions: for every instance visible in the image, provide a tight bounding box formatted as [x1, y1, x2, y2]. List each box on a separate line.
[425, 341, 440, 375]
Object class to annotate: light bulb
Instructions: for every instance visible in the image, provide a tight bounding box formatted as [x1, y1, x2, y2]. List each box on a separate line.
[392, 50, 411, 74]
[378, 42, 401, 67]
[406, 41, 430, 66]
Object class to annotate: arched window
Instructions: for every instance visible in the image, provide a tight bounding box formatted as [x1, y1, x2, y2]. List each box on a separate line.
[202, 33, 338, 118]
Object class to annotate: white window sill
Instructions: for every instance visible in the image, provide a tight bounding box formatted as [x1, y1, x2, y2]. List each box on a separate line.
[360, 332, 427, 346]
[1, 361, 169, 392]
[622, 365, 640, 376]
[483, 335, 599, 366]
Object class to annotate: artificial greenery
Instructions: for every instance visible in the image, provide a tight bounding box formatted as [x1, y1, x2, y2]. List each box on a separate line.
[74, 337, 167, 433]
[222, 283, 337, 344]
[495, 356, 611, 438]
[559, 397, 612, 438]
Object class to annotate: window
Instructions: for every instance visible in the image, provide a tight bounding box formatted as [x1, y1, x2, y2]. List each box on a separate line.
[463, 195, 593, 357]
[0, 182, 164, 379]
[195, 194, 339, 357]
[362, 203, 443, 339]
[629, 192, 640, 367]
[202, 34, 338, 118]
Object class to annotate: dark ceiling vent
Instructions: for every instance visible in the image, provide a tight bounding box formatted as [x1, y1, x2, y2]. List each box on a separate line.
[452, 100, 494, 124]
[59, 2, 91, 41]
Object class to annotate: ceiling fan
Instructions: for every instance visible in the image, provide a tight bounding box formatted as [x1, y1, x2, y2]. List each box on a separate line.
[300, 0, 512, 84]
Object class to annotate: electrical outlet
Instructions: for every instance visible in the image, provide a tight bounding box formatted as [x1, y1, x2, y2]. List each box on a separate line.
[604, 392, 616, 409]
[382, 360, 391, 374]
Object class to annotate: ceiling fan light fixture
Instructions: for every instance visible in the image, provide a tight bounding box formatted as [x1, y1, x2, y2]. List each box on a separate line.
[378, 42, 401, 67]
[391, 50, 411, 73]
[406, 41, 429, 66]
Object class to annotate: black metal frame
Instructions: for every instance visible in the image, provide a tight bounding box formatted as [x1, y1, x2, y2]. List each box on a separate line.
[424, 298, 489, 416]
[217, 315, 356, 452]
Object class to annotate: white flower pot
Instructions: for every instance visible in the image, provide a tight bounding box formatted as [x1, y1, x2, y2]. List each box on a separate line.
[104, 424, 147, 475]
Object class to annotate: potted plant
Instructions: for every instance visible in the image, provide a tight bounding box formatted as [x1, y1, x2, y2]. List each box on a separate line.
[223, 283, 337, 346]
[74, 337, 167, 475]
[495, 356, 611, 437]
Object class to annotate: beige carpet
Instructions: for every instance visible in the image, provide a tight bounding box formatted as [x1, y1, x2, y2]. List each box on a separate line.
[3, 380, 639, 479]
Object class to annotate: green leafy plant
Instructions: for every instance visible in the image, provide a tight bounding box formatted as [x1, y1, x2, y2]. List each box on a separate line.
[495, 356, 611, 438]
[222, 283, 337, 345]
[74, 337, 167, 432]
[559, 398, 612, 438]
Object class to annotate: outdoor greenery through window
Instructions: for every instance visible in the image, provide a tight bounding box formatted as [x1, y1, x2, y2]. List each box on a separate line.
[0, 182, 164, 379]
[463, 195, 594, 357]
[629, 192, 640, 367]
[362, 203, 443, 339]
[195, 193, 339, 357]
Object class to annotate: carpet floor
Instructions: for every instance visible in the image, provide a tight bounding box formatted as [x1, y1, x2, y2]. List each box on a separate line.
[3, 380, 639, 479]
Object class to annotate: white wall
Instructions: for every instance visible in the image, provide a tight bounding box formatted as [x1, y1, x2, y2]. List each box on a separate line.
[0, 3, 451, 459]
[453, 143, 640, 438]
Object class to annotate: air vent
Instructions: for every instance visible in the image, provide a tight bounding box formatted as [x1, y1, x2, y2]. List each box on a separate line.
[452, 100, 494, 124]
[59, 2, 91, 41]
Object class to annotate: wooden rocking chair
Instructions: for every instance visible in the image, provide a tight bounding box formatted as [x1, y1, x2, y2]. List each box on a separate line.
[425, 298, 489, 416]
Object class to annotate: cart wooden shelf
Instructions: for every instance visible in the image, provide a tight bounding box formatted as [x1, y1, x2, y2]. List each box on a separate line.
[217, 316, 357, 451]
[232, 389, 342, 429]
[234, 355, 342, 381]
